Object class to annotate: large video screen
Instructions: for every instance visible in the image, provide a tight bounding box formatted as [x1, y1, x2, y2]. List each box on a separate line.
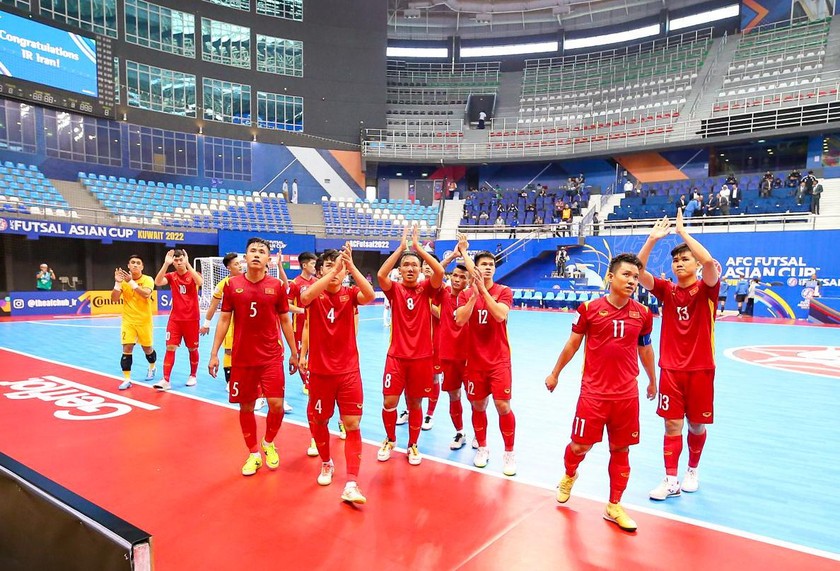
[0, 10, 97, 97]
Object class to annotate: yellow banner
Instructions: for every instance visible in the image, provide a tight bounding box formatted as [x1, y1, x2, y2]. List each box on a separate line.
[80, 290, 158, 315]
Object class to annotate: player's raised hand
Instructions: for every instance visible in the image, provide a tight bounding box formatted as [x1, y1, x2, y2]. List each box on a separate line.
[545, 373, 559, 393]
[649, 216, 671, 240]
[342, 242, 356, 267]
[208, 355, 219, 378]
[472, 268, 486, 293]
[410, 223, 421, 250]
[675, 207, 686, 234]
[164, 249, 175, 265]
[399, 224, 409, 250]
[181, 249, 190, 266]
[456, 232, 469, 254]
[114, 268, 125, 282]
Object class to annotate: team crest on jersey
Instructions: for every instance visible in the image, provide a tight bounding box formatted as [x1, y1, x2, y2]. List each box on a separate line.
[340, 295, 350, 302]
[598, 310, 609, 316]
[235, 288, 244, 293]
[689, 286, 699, 296]
[629, 311, 641, 318]
[632, 432, 639, 438]
[265, 288, 275, 294]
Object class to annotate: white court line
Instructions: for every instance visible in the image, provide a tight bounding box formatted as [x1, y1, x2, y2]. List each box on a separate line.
[0, 344, 838, 562]
[21, 322, 167, 330]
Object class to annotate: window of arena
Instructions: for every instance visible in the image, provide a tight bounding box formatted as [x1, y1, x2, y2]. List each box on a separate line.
[204, 136, 251, 181]
[256, 0, 302, 21]
[39, 0, 118, 38]
[128, 125, 198, 176]
[256, 34, 303, 77]
[126, 60, 197, 118]
[257, 91, 303, 132]
[44, 110, 121, 166]
[201, 17, 251, 69]
[203, 0, 249, 12]
[1, 0, 30, 10]
[0, 99, 37, 154]
[203, 78, 251, 125]
[124, 0, 196, 58]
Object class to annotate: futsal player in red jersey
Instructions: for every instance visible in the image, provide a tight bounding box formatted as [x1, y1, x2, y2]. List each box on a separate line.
[435, 234, 472, 449]
[287, 252, 317, 395]
[153, 249, 203, 390]
[208, 237, 299, 477]
[376, 225, 444, 466]
[546, 253, 657, 532]
[455, 250, 517, 476]
[298, 245, 374, 504]
[638, 209, 720, 500]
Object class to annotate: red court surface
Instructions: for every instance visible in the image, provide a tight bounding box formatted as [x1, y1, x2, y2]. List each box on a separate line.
[1, 349, 838, 571]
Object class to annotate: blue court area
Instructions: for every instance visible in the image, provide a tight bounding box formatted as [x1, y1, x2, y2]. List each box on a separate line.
[1, 306, 838, 558]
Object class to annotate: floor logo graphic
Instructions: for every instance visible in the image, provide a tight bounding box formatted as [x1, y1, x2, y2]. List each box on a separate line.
[726, 345, 840, 379]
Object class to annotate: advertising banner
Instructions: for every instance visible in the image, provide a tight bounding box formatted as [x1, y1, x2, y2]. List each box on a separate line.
[10, 290, 161, 316]
[217, 230, 315, 256]
[0, 217, 216, 245]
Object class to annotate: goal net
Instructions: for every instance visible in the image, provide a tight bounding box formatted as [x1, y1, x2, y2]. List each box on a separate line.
[196, 256, 282, 311]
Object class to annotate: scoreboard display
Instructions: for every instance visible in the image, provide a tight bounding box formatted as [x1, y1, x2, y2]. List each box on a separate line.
[0, 9, 115, 117]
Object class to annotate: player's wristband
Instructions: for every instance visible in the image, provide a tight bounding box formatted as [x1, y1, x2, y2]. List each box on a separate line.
[128, 279, 139, 290]
[113, 282, 121, 291]
[203, 319, 212, 329]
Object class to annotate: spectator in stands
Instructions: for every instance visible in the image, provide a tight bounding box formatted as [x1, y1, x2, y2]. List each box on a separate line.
[508, 203, 519, 214]
[496, 202, 505, 216]
[772, 176, 783, 189]
[565, 177, 578, 198]
[802, 171, 818, 196]
[684, 196, 700, 218]
[479, 211, 489, 221]
[555, 248, 568, 277]
[796, 182, 807, 205]
[478, 110, 487, 129]
[787, 169, 801, 188]
[495, 214, 505, 228]
[706, 192, 720, 217]
[519, 189, 529, 199]
[538, 186, 548, 197]
[759, 177, 772, 198]
[578, 173, 586, 186]
[561, 203, 573, 230]
[592, 211, 601, 236]
[36, 264, 55, 291]
[525, 202, 535, 213]
[725, 173, 738, 187]
[571, 198, 581, 216]
[292, 179, 299, 203]
[509, 218, 518, 239]
[719, 190, 731, 217]
[676, 194, 688, 214]
[534, 213, 544, 226]
[730, 183, 742, 206]
[554, 197, 564, 217]
[691, 187, 701, 201]
[811, 181, 823, 214]
[282, 179, 289, 199]
[623, 179, 634, 196]
[634, 181, 643, 197]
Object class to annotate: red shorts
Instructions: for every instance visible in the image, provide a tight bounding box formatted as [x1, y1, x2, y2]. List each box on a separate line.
[229, 363, 285, 404]
[571, 396, 640, 447]
[166, 320, 199, 349]
[465, 364, 512, 402]
[308, 370, 363, 422]
[383, 355, 435, 399]
[657, 368, 715, 424]
[441, 358, 467, 392]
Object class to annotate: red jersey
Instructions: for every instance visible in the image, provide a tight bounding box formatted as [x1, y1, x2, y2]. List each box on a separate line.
[457, 283, 513, 370]
[221, 274, 289, 367]
[438, 285, 467, 361]
[384, 281, 440, 359]
[572, 296, 653, 400]
[165, 271, 200, 322]
[306, 285, 361, 375]
[651, 276, 719, 371]
[287, 273, 316, 337]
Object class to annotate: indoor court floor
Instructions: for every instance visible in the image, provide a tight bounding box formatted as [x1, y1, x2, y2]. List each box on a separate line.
[1, 305, 838, 570]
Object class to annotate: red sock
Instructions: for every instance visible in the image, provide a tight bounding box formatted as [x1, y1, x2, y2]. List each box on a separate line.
[407, 406, 422, 447]
[302, 368, 310, 390]
[426, 380, 440, 416]
[608, 450, 630, 504]
[188, 348, 199, 376]
[499, 410, 516, 451]
[345, 428, 362, 481]
[687, 430, 707, 469]
[664, 434, 683, 476]
[163, 349, 175, 382]
[382, 408, 397, 442]
[449, 399, 463, 432]
[239, 409, 258, 452]
[264, 409, 284, 442]
[472, 409, 488, 447]
[564, 443, 585, 477]
[310, 420, 330, 462]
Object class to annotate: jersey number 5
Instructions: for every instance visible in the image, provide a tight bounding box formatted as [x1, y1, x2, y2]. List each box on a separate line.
[250, 301, 258, 317]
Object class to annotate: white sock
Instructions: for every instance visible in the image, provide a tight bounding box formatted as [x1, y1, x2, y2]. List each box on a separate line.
[345, 480, 356, 489]
[250, 452, 261, 459]
[666, 475, 678, 485]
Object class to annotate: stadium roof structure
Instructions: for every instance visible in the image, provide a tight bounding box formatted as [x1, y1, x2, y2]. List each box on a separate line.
[388, 0, 713, 39]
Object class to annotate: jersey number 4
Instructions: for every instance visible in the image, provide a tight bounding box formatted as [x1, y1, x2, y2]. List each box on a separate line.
[327, 308, 335, 323]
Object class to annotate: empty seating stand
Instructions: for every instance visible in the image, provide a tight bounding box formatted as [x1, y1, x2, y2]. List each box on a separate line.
[321, 197, 438, 238]
[0, 162, 76, 218]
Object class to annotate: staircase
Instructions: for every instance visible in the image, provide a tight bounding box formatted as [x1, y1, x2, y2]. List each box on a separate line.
[821, 17, 840, 72]
[494, 232, 577, 282]
[813, 177, 840, 229]
[670, 34, 740, 140]
[51, 179, 117, 225]
[287, 203, 326, 236]
[439, 198, 464, 239]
